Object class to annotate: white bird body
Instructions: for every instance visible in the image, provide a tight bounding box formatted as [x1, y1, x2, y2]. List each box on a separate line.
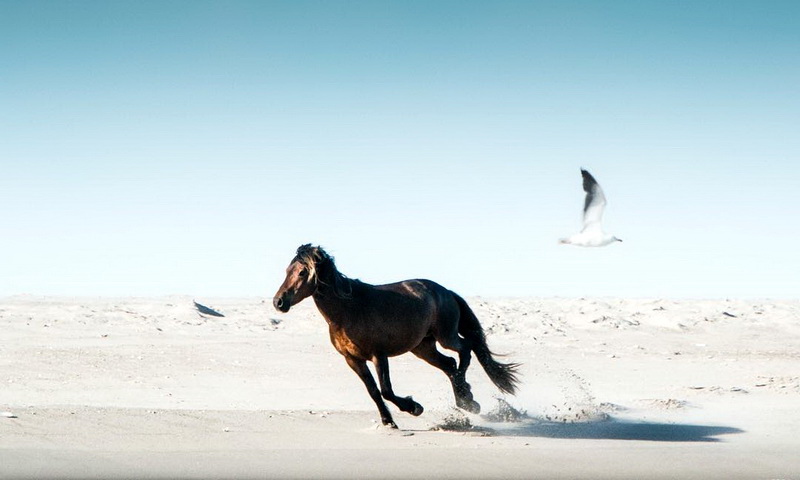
[560, 169, 622, 247]
[561, 229, 619, 247]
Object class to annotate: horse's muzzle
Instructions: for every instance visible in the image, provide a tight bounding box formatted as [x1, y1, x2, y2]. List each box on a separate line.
[273, 294, 291, 313]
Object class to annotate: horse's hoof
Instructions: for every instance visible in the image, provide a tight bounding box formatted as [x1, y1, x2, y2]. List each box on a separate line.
[401, 396, 424, 416]
[382, 419, 398, 429]
[457, 398, 481, 414]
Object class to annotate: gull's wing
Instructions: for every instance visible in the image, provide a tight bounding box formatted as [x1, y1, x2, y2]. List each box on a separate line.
[580, 169, 607, 231]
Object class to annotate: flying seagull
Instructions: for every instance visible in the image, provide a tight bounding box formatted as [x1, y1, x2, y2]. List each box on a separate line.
[559, 169, 622, 247]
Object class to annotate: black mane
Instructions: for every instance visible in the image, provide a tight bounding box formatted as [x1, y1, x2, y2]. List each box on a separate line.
[295, 243, 353, 299]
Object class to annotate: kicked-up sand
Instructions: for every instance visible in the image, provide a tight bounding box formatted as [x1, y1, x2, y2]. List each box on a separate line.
[1, 296, 799, 479]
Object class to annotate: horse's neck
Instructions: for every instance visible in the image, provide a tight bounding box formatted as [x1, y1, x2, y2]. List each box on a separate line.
[311, 272, 351, 323]
[312, 289, 349, 326]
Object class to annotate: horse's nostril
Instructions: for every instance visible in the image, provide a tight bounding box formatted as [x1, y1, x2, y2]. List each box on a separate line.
[274, 297, 284, 309]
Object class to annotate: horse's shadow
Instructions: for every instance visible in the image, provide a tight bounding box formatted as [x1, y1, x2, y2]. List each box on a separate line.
[480, 416, 743, 442]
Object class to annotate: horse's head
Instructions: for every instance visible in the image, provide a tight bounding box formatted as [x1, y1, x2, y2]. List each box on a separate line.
[272, 244, 325, 312]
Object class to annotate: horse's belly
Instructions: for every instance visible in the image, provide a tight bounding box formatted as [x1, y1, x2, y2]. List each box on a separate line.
[329, 325, 427, 360]
[383, 331, 429, 357]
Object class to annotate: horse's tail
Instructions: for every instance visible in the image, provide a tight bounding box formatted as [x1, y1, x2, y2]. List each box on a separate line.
[453, 293, 521, 395]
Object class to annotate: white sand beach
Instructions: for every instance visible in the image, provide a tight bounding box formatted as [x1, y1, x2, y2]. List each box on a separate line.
[1, 296, 799, 479]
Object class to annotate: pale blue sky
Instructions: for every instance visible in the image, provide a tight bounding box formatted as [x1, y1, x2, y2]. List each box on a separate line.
[1, 1, 798, 299]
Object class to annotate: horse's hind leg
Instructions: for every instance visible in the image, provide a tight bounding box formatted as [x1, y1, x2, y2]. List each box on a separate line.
[373, 355, 424, 416]
[412, 337, 480, 414]
[344, 356, 397, 428]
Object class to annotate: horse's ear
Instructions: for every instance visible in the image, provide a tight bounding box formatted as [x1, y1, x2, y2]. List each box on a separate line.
[297, 243, 313, 255]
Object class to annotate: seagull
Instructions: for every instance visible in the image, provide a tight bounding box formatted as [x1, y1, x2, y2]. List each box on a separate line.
[559, 169, 622, 247]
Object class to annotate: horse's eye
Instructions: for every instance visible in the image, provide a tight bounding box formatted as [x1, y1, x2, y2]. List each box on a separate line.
[299, 269, 308, 277]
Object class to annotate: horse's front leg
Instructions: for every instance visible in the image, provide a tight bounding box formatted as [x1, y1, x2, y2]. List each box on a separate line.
[373, 355, 424, 416]
[344, 356, 397, 428]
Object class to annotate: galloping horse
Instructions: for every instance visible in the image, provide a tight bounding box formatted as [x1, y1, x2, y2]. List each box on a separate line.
[272, 244, 520, 428]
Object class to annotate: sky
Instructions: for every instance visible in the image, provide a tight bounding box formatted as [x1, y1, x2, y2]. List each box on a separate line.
[1, 1, 798, 299]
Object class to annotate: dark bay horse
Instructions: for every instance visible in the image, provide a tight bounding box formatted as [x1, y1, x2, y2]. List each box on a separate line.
[272, 244, 520, 428]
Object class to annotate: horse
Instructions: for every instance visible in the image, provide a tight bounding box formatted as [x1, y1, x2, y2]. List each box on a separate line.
[272, 244, 520, 428]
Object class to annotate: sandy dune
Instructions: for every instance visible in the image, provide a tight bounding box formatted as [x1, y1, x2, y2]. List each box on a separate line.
[1, 296, 798, 479]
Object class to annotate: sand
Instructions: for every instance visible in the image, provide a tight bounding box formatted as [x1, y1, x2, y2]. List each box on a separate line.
[1, 295, 798, 479]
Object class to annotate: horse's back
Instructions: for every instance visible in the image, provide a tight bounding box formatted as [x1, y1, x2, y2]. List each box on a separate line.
[374, 278, 455, 310]
[374, 278, 461, 332]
